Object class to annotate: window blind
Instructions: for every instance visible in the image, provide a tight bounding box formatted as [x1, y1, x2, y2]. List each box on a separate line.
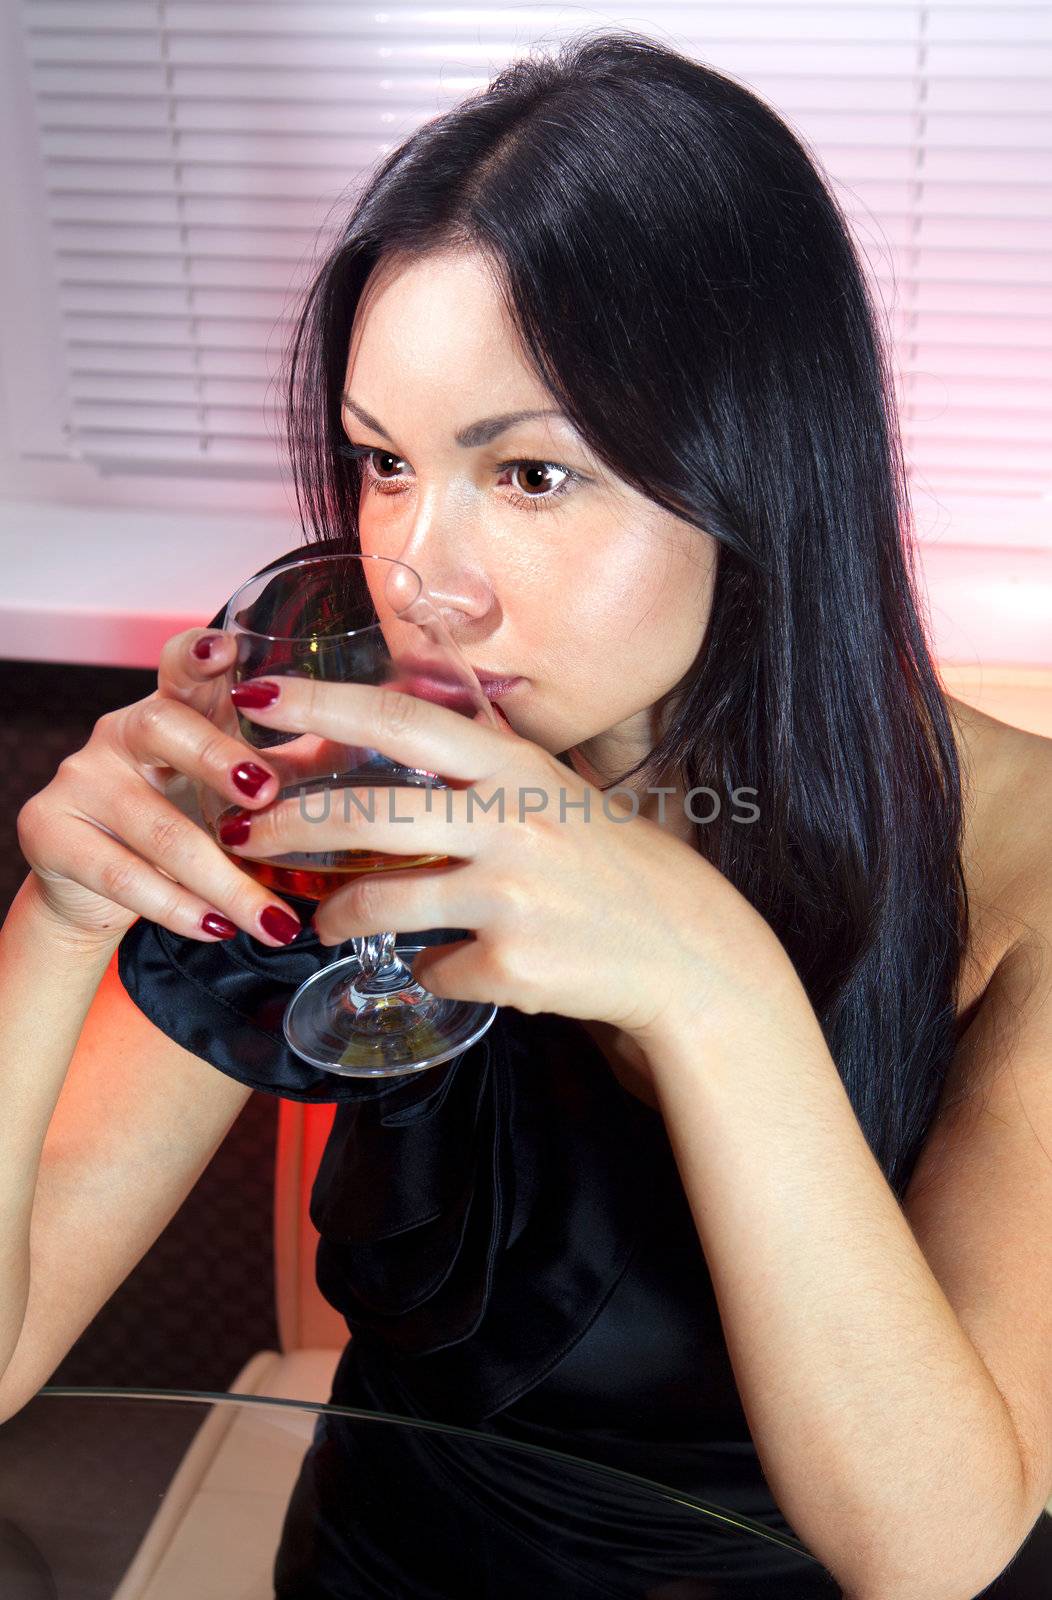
[11, 1, 1052, 524]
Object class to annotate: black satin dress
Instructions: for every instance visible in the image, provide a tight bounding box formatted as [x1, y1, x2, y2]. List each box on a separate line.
[117, 897, 848, 1598]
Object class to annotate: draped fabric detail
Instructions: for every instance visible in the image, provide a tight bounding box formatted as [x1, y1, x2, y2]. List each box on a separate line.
[116, 904, 645, 1423]
[314, 1009, 646, 1423]
[116, 896, 460, 1106]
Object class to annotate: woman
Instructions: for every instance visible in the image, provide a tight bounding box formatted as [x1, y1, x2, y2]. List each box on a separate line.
[5, 31, 1052, 1600]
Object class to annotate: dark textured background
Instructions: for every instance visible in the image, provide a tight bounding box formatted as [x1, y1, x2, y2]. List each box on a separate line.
[0, 657, 280, 1392]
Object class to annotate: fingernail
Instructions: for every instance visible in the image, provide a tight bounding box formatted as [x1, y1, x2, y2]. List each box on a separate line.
[232, 761, 272, 798]
[231, 679, 281, 708]
[219, 811, 251, 846]
[260, 905, 303, 944]
[192, 635, 216, 660]
[201, 911, 238, 939]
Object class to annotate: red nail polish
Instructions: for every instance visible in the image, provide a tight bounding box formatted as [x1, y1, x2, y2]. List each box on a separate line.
[219, 811, 251, 846]
[201, 911, 238, 939]
[260, 905, 303, 944]
[231, 680, 281, 708]
[232, 761, 271, 798]
[192, 636, 215, 660]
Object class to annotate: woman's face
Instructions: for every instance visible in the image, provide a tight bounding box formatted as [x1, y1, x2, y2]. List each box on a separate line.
[342, 248, 717, 789]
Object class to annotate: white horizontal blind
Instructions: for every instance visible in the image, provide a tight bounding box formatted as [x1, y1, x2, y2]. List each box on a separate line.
[13, 0, 1052, 515]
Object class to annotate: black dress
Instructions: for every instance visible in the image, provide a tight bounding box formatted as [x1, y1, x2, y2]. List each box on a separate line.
[117, 889, 847, 1598]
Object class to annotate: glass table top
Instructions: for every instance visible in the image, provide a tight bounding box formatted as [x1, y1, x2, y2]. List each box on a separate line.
[0, 1384, 845, 1598]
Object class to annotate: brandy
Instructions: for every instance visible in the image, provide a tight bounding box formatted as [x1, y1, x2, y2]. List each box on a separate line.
[215, 772, 451, 905]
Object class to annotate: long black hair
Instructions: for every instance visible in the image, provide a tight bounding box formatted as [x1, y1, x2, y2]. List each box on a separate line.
[282, 30, 969, 1203]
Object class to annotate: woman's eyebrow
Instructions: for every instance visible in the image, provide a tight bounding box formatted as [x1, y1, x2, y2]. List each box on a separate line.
[341, 394, 566, 448]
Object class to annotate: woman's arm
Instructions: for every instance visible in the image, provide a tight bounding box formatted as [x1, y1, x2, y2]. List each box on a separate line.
[644, 896, 1046, 1600]
[0, 873, 121, 1375]
[0, 871, 255, 1422]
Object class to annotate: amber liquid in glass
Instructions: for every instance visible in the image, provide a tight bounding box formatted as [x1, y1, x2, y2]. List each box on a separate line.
[215, 775, 451, 904]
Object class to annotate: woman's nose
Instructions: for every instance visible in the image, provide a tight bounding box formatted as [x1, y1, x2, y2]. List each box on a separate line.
[392, 520, 492, 624]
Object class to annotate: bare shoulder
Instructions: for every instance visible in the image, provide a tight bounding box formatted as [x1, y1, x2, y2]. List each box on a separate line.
[945, 691, 1052, 983]
[945, 689, 1052, 794]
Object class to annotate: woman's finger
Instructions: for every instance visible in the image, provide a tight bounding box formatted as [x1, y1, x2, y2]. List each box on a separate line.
[157, 627, 236, 710]
[89, 763, 305, 944]
[118, 693, 283, 814]
[220, 776, 518, 861]
[30, 811, 295, 945]
[229, 675, 516, 784]
[309, 859, 487, 947]
[406, 937, 505, 1008]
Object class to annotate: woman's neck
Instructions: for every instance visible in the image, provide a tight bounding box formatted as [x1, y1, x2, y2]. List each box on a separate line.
[564, 744, 697, 849]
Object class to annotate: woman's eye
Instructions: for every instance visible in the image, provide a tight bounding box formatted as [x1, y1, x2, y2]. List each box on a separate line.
[500, 461, 574, 509]
[337, 443, 579, 514]
[335, 443, 406, 486]
[366, 448, 402, 476]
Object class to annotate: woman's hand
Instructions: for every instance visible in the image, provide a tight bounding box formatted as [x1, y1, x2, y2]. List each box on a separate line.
[220, 673, 752, 1044]
[15, 630, 308, 952]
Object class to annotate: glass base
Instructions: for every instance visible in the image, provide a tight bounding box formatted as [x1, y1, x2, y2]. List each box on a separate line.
[282, 941, 497, 1077]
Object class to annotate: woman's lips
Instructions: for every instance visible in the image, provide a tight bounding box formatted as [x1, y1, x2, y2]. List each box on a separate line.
[479, 677, 523, 700]
[389, 669, 524, 711]
[391, 671, 477, 710]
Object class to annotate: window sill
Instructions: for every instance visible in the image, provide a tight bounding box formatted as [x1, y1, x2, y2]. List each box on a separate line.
[0, 498, 299, 668]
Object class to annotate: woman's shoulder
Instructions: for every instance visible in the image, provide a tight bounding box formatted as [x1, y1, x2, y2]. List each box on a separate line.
[946, 691, 1052, 1009]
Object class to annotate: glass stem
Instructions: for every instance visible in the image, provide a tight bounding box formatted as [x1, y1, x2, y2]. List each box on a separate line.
[353, 931, 400, 981]
[347, 932, 434, 1024]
